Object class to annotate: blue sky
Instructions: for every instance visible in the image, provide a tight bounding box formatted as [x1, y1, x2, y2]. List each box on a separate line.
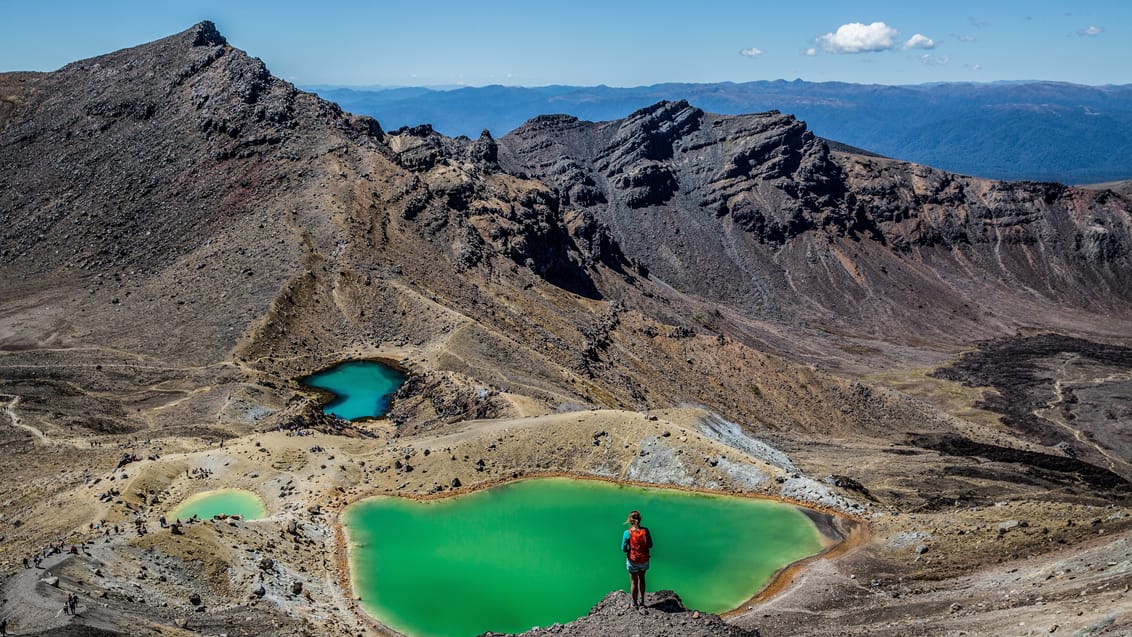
[1, 1, 1128, 87]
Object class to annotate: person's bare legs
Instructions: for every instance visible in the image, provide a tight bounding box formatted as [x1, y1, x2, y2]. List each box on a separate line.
[638, 570, 647, 608]
[629, 571, 646, 607]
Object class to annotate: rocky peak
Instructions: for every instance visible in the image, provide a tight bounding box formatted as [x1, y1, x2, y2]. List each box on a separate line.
[387, 123, 445, 170]
[0, 21, 381, 278]
[597, 99, 703, 172]
[496, 98, 1132, 327]
[469, 129, 498, 165]
[509, 113, 585, 137]
[190, 20, 227, 47]
[500, 101, 852, 239]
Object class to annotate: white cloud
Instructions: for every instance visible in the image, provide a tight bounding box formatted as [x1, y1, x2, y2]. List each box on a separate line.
[919, 53, 951, 66]
[903, 33, 935, 50]
[1078, 25, 1103, 36]
[740, 47, 764, 57]
[817, 22, 898, 53]
[957, 34, 976, 42]
[803, 47, 817, 56]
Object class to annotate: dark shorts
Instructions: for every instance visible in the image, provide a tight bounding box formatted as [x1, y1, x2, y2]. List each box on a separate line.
[626, 559, 649, 573]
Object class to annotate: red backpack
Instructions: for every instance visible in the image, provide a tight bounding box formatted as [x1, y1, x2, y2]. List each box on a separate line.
[628, 527, 650, 563]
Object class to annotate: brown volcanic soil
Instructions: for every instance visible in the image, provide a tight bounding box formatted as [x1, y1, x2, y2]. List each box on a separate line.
[1, 22, 1132, 637]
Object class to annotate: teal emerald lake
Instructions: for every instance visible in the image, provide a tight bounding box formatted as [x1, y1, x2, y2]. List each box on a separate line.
[343, 477, 826, 637]
[170, 489, 267, 521]
[302, 360, 405, 420]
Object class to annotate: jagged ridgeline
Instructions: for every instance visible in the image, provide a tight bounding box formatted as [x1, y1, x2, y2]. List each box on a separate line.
[498, 100, 1132, 327]
[2, 19, 1132, 424]
[1, 19, 1130, 438]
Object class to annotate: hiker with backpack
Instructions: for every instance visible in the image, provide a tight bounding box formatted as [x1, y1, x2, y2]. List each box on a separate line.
[621, 509, 653, 610]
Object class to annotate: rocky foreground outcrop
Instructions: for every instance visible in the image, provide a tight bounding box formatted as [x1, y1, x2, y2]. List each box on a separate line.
[489, 590, 758, 637]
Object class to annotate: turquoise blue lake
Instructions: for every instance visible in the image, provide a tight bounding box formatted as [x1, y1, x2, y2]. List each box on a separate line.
[302, 360, 405, 420]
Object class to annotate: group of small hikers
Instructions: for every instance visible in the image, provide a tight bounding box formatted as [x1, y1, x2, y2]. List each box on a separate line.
[62, 592, 79, 616]
[621, 509, 654, 610]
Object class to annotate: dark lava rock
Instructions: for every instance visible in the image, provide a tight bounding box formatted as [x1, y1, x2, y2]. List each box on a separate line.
[931, 334, 1132, 463]
[824, 474, 876, 501]
[908, 432, 1130, 495]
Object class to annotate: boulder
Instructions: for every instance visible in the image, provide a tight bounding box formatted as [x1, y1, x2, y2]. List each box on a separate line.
[998, 520, 1021, 534]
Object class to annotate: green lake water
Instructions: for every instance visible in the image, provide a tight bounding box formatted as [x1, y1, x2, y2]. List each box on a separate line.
[301, 360, 405, 420]
[343, 477, 825, 637]
[170, 489, 267, 521]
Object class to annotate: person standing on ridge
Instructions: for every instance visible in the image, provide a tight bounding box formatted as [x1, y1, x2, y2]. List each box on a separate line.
[622, 509, 653, 609]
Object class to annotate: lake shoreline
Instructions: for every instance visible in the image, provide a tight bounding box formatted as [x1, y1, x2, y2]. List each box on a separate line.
[169, 488, 269, 521]
[300, 358, 407, 421]
[338, 472, 867, 636]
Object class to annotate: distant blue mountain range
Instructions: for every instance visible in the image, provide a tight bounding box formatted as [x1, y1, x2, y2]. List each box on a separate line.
[305, 81, 1132, 184]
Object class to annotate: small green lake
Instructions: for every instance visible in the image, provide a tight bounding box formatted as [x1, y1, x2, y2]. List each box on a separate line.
[343, 477, 826, 637]
[170, 489, 267, 521]
[301, 360, 405, 420]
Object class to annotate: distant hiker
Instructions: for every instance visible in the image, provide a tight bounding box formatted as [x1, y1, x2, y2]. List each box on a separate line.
[22, 557, 29, 569]
[621, 509, 653, 610]
[67, 593, 78, 616]
[1, 616, 8, 635]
